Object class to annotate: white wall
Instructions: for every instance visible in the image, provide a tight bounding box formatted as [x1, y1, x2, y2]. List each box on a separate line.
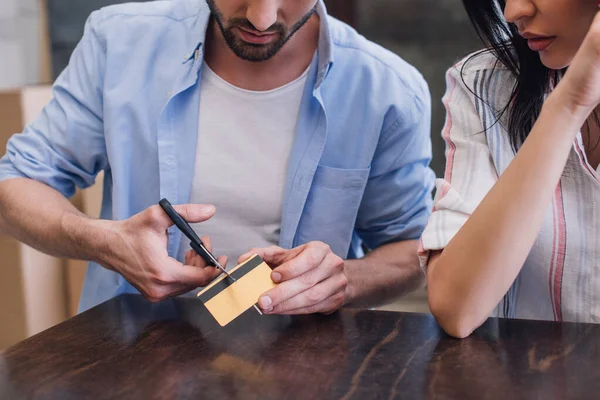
[0, 0, 42, 89]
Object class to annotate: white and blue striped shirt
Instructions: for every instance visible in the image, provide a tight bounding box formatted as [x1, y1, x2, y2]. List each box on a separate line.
[420, 51, 600, 323]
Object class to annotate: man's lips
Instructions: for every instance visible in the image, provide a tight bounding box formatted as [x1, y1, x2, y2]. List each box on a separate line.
[237, 27, 278, 45]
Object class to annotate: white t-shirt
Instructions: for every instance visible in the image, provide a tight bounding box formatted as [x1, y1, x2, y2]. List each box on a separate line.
[178, 63, 309, 269]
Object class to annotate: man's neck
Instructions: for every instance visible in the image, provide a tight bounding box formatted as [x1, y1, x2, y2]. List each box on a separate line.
[203, 15, 320, 91]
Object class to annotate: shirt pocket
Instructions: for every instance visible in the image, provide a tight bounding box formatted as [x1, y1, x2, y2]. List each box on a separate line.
[295, 165, 371, 257]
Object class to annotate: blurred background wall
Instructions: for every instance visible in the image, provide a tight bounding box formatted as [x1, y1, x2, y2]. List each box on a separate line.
[0, 0, 482, 348]
[46, 0, 151, 78]
[356, 0, 480, 175]
[0, 0, 47, 88]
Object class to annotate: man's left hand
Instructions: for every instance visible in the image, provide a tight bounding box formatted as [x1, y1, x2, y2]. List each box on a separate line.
[238, 242, 348, 315]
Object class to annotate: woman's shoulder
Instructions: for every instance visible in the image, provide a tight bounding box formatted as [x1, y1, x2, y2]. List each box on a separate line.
[446, 49, 515, 111]
[454, 49, 506, 71]
[448, 49, 514, 82]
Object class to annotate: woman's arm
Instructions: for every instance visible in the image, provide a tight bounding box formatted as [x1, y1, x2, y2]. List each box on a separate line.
[428, 16, 600, 338]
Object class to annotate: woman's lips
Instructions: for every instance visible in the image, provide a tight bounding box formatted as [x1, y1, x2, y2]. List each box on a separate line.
[524, 36, 556, 52]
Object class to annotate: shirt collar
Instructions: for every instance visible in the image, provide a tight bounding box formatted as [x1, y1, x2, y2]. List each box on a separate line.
[183, 0, 334, 86]
[314, 0, 334, 88]
[182, 0, 210, 63]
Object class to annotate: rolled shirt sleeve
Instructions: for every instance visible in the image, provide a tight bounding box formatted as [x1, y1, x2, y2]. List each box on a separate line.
[418, 62, 500, 269]
[355, 75, 436, 249]
[0, 11, 109, 198]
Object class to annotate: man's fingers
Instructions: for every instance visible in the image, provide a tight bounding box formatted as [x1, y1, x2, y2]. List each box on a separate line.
[183, 265, 221, 286]
[166, 259, 221, 287]
[185, 249, 194, 266]
[200, 235, 212, 252]
[237, 245, 303, 266]
[173, 204, 216, 224]
[136, 275, 194, 302]
[189, 252, 227, 270]
[148, 203, 216, 231]
[144, 283, 196, 303]
[258, 252, 340, 310]
[186, 249, 207, 267]
[143, 254, 226, 302]
[271, 242, 333, 282]
[199, 237, 229, 269]
[269, 290, 346, 316]
[265, 274, 348, 314]
[237, 251, 254, 265]
[216, 255, 228, 269]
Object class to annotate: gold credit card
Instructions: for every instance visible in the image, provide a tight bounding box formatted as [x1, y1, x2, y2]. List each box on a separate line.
[197, 255, 276, 326]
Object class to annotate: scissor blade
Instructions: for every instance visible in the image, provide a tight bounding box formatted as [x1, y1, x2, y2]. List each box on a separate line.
[214, 261, 236, 282]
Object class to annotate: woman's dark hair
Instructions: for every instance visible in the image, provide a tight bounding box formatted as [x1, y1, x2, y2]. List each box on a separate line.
[461, 0, 576, 152]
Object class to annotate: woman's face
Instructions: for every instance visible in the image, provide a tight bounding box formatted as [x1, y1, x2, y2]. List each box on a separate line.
[504, 0, 597, 69]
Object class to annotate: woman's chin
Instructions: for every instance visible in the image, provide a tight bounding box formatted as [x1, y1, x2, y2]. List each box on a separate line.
[539, 52, 572, 71]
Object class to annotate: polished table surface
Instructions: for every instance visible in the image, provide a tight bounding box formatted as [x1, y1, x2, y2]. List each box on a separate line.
[1, 294, 599, 400]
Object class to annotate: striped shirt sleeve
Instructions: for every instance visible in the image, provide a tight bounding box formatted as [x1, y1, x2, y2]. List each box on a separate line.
[418, 62, 500, 269]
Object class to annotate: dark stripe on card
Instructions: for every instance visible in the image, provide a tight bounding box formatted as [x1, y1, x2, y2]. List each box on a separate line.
[198, 255, 265, 303]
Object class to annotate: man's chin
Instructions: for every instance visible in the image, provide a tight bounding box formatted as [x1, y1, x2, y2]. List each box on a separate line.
[230, 42, 282, 62]
[234, 51, 277, 62]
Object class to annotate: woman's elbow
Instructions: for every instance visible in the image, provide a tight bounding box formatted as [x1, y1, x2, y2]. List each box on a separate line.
[425, 253, 486, 338]
[428, 290, 479, 339]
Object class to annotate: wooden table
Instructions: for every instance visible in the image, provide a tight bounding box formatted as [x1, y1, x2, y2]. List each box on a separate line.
[1, 294, 599, 399]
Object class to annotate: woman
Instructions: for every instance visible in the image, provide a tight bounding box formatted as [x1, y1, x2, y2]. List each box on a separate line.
[420, 0, 600, 338]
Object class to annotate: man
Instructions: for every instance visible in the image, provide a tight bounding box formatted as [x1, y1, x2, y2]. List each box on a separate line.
[0, 0, 434, 314]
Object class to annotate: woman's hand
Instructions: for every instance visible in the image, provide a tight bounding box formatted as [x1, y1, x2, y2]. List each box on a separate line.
[559, 11, 600, 116]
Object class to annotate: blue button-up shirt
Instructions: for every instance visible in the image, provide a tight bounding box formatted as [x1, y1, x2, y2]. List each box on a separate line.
[0, 0, 434, 312]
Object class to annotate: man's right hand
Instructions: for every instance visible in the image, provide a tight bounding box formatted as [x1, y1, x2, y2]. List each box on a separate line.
[93, 203, 224, 302]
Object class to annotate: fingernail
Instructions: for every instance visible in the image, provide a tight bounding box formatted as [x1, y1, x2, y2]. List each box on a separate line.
[264, 307, 274, 314]
[259, 296, 272, 308]
[203, 205, 215, 215]
[271, 272, 282, 283]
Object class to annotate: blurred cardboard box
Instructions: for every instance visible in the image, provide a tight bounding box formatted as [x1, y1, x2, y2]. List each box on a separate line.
[0, 87, 101, 350]
[0, 87, 65, 350]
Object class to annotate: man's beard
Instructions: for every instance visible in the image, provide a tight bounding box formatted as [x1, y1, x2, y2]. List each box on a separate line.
[206, 0, 317, 62]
